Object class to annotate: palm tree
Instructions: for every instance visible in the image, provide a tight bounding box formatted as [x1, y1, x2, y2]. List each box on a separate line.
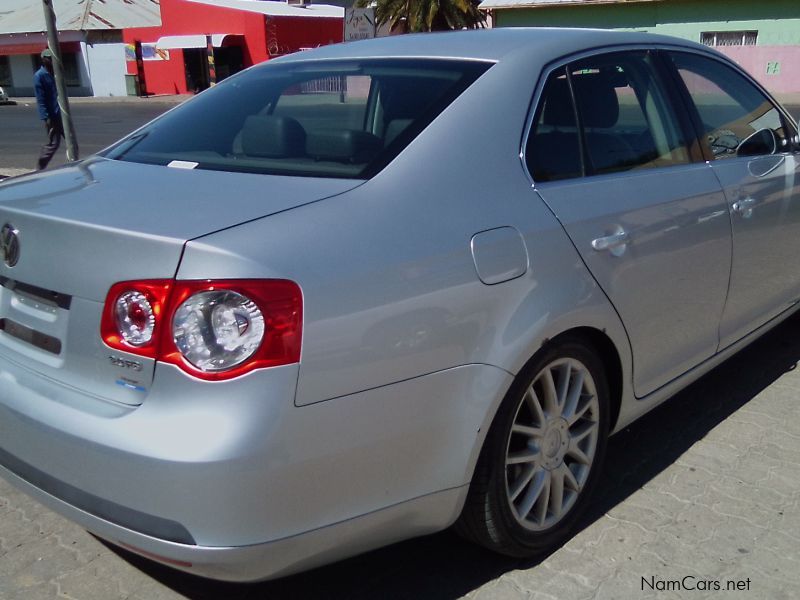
[356, 0, 485, 33]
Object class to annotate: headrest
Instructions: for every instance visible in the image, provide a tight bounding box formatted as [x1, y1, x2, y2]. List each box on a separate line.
[241, 115, 306, 158]
[306, 129, 382, 164]
[380, 77, 447, 120]
[571, 73, 620, 128]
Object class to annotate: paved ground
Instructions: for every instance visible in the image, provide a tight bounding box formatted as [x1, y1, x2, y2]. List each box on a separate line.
[1, 97, 799, 599]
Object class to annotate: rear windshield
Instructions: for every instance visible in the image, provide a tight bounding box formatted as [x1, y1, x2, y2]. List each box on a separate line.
[105, 58, 491, 179]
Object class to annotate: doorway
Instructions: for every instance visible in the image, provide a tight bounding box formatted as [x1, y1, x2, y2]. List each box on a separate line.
[184, 48, 209, 94]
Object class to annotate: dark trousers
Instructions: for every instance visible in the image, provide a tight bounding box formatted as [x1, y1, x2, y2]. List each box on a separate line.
[37, 116, 64, 170]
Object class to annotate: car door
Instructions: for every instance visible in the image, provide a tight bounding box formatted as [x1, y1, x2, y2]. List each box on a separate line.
[528, 50, 732, 398]
[666, 51, 800, 349]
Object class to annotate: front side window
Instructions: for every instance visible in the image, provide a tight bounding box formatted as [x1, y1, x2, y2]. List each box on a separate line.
[527, 51, 691, 182]
[105, 59, 490, 179]
[669, 52, 792, 159]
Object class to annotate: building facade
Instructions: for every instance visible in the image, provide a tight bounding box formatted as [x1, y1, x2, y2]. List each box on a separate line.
[0, 0, 343, 98]
[123, 0, 344, 96]
[480, 0, 800, 95]
[0, 0, 161, 97]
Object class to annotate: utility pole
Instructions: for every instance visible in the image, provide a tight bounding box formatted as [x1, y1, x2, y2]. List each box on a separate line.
[41, 0, 79, 161]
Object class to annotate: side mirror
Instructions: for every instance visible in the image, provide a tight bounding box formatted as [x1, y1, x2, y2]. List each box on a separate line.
[737, 128, 777, 157]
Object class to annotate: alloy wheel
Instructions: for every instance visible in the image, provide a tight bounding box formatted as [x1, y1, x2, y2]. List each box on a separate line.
[504, 357, 600, 531]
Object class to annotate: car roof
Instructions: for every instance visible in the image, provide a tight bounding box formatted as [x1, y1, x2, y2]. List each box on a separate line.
[274, 27, 710, 64]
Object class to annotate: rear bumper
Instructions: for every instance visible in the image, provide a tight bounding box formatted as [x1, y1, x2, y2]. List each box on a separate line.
[0, 460, 466, 582]
[0, 356, 306, 548]
[0, 353, 511, 580]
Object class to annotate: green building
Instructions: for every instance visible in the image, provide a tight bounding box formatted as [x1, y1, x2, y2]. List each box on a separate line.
[479, 0, 800, 95]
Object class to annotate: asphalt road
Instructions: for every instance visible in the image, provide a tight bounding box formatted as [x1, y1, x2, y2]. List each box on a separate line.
[0, 99, 182, 171]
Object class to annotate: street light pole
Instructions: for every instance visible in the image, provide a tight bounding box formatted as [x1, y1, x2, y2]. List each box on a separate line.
[41, 0, 79, 161]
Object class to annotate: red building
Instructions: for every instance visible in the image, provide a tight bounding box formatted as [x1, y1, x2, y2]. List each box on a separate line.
[123, 0, 343, 95]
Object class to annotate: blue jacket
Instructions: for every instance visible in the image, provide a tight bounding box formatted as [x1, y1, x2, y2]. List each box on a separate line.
[33, 66, 60, 121]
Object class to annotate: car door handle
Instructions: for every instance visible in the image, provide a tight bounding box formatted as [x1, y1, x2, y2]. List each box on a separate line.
[732, 197, 758, 218]
[591, 230, 629, 255]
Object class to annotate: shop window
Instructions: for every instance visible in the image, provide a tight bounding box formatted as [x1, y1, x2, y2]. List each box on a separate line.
[32, 51, 81, 87]
[701, 31, 758, 47]
[62, 53, 80, 87]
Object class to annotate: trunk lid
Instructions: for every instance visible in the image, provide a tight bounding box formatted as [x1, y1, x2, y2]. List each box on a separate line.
[0, 157, 360, 405]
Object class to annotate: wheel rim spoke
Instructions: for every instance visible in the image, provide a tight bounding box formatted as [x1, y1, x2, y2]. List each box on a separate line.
[567, 394, 592, 426]
[562, 369, 585, 421]
[534, 472, 551, 526]
[509, 464, 537, 502]
[516, 469, 546, 518]
[525, 388, 547, 427]
[540, 367, 559, 416]
[549, 466, 565, 520]
[555, 363, 571, 415]
[570, 420, 597, 445]
[567, 440, 591, 465]
[562, 463, 580, 492]
[511, 423, 544, 438]
[507, 449, 539, 465]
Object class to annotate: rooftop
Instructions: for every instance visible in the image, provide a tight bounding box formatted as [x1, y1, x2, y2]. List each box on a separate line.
[275, 27, 701, 63]
[0, 0, 161, 34]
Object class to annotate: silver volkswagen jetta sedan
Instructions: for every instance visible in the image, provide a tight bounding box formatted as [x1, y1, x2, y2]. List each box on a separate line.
[1, 28, 799, 581]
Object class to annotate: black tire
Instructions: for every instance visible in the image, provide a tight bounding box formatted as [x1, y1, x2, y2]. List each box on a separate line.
[456, 336, 610, 557]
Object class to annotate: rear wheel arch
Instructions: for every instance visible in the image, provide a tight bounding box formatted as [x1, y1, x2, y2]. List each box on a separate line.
[465, 326, 624, 486]
[551, 327, 623, 433]
[453, 326, 624, 554]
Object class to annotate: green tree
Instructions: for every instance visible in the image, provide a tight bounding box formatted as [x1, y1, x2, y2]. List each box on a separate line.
[356, 0, 485, 33]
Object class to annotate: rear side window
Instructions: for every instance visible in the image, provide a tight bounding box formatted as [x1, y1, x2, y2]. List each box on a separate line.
[105, 59, 490, 179]
[527, 51, 691, 182]
[669, 52, 793, 158]
[525, 68, 583, 182]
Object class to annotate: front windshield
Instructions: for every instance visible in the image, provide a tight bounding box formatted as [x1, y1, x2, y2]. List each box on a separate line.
[105, 58, 491, 179]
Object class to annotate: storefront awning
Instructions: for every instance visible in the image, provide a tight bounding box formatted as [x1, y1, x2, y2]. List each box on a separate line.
[156, 34, 242, 50]
[0, 40, 81, 56]
[0, 42, 47, 56]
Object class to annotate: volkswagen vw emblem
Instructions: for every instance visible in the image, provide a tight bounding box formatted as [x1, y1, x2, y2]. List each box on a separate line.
[1, 223, 20, 268]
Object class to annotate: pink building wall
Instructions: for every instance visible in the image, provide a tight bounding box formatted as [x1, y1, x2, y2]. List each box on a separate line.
[717, 46, 800, 96]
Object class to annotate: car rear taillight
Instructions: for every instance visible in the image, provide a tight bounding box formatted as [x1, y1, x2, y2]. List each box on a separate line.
[101, 279, 302, 380]
[101, 280, 173, 360]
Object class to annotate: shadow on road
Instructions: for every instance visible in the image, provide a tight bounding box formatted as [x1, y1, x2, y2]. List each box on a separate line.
[101, 310, 800, 599]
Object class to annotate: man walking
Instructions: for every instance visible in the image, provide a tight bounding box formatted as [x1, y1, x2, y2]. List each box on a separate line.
[34, 49, 63, 170]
